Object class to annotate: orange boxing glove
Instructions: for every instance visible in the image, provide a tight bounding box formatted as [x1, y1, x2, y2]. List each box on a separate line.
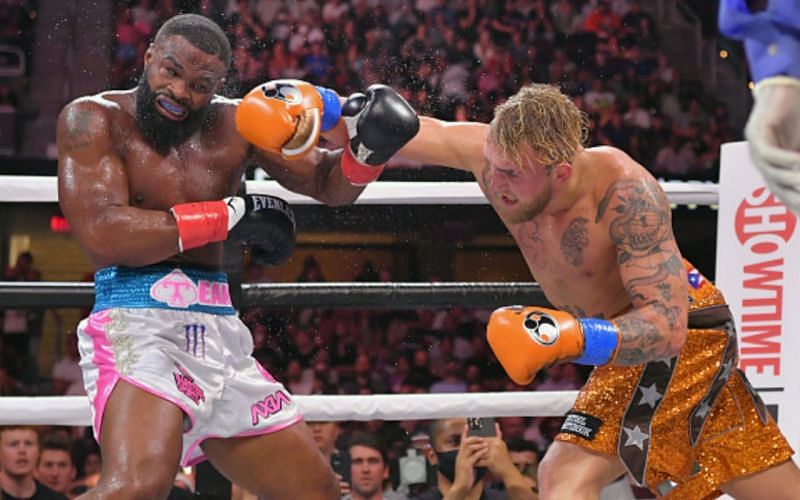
[236, 80, 340, 160]
[487, 306, 621, 385]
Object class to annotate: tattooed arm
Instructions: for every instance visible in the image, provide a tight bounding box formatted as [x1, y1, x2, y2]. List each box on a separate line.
[595, 177, 689, 365]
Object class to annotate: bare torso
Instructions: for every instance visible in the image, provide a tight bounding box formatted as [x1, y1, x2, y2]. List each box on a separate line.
[92, 90, 247, 269]
[477, 147, 650, 319]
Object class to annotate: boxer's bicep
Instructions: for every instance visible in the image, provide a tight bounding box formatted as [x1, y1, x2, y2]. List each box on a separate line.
[57, 101, 131, 239]
[57, 101, 179, 267]
[398, 117, 487, 173]
[596, 177, 689, 365]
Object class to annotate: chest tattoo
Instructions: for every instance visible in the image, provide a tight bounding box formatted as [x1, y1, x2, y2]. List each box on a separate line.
[560, 216, 589, 266]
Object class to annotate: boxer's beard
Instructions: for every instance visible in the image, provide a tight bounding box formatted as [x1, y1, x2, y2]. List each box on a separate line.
[135, 74, 208, 151]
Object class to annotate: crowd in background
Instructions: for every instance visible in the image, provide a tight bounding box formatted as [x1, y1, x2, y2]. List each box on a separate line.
[0, 0, 37, 155]
[110, 0, 738, 180]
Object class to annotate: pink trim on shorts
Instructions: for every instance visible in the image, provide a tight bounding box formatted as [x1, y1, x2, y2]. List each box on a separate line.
[119, 375, 197, 432]
[83, 310, 197, 441]
[255, 361, 277, 382]
[182, 415, 304, 467]
[84, 311, 118, 437]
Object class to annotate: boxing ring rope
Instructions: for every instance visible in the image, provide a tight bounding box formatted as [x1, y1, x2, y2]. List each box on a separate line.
[0, 282, 549, 309]
[0, 176, 719, 205]
[0, 175, 717, 426]
[0, 392, 578, 425]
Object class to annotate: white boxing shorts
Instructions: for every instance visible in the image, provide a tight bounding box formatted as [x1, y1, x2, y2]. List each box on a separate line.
[77, 265, 302, 466]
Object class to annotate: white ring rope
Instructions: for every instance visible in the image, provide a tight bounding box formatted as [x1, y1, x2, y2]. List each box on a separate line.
[0, 392, 579, 425]
[0, 176, 719, 205]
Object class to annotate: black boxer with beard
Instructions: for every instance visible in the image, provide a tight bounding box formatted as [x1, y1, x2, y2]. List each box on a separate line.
[134, 72, 212, 151]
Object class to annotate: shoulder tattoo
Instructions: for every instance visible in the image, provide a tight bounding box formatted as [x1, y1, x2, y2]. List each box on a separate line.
[596, 178, 671, 264]
[63, 106, 95, 152]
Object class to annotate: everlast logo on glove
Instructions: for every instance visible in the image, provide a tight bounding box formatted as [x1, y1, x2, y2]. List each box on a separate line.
[227, 194, 297, 266]
[248, 195, 296, 228]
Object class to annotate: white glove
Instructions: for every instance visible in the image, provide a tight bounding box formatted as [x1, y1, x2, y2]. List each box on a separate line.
[744, 76, 800, 213]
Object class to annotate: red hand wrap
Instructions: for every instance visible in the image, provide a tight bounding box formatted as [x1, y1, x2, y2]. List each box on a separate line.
[342, 146, 385, 186]
[170, 201, 229, 252]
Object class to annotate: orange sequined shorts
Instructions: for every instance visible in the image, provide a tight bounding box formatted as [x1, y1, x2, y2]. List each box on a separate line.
[555, 305, 793, 497]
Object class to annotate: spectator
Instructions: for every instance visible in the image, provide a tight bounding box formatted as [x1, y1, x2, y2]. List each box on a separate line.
[505, 438, 539, 493]
[623, 96, 652, 129]
[3, 251, 40, 281]
[309, 421, 342, 463]
[535, 364, 583, 391]
[112, 7, 145, 87]
[322, 0, 350, 24]
[654, 135, 698, 178]
[550, 0, 583, 35]
[35, 434, 76, 496]
[429, 358, 467, 394]
[413, 417, 534, 499]
[0, 426, 67, 499]
[583, 1, 621, 39]
[284, 358, 315, 395]
[344, 431, 406, 500]
[316, 420, 354, 498]
[497, 417, 527, 442]
[583, 80, 616, 113]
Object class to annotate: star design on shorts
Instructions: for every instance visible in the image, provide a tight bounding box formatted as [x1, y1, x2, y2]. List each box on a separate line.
[638, 383, 663, 408]
[695, 400, 712, 419]
[623, 425, 649, 450]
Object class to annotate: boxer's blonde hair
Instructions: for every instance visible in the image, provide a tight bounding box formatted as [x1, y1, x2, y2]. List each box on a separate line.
[489, 84, 588, 170]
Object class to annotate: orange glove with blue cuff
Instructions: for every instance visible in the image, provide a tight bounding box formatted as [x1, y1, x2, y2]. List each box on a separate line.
[487, 306, 621, 385]
[236, 79, 342, 159]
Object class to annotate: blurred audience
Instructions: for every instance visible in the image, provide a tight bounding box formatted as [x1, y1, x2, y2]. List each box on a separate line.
[106, 0, 733, 181]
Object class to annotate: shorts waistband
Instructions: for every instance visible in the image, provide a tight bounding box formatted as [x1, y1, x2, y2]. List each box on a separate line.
[688, 304, 732, 329]
[93, 266, 236, 315]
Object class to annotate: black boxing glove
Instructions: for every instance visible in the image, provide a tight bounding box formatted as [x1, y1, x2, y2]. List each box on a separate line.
[341, 84, 420, 185]
[228, 195, 296, 266]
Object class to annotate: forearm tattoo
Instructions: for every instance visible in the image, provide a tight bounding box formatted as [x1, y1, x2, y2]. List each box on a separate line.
[614, 313, 675, 365]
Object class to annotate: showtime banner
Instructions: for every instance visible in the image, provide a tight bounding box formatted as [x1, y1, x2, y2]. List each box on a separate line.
[717, 141, 800, 459]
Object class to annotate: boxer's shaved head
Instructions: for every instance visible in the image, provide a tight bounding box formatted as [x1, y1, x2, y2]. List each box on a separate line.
[154, 14, 231, 68]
